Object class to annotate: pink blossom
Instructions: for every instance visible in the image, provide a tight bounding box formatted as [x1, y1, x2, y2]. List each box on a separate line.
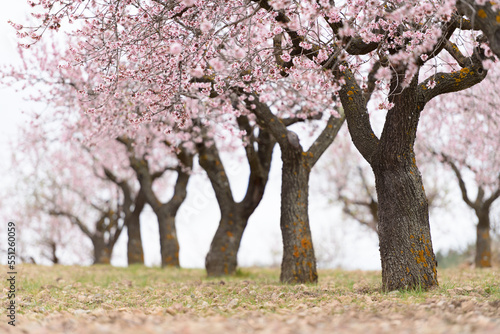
[200, 20, 212, 31]
[281, 53, 291, 62]
[168, 42, 183, 55]
[189, 66, 204, 78]
[209, 58, 225, 72]
[299, 42, 312, 50]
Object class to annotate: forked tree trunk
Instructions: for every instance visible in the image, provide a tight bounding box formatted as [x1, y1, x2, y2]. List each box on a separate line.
[206, 207, 248, 276]
[121, 136, 193, 269]
[340, 71, 439, 291]
[200, 116, 276, 277]
[374, 77, 438, 291]
[157, 208, 180, 267]
[476, 211, 492, 267]
[280, 148, 317, 284]
[441, 160, 499, 269]
[248, 96, 343, 284]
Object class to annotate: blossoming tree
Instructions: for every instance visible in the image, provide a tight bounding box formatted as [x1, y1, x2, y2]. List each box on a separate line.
[14, 0, 500, 289]
[421, 65, 500, 268]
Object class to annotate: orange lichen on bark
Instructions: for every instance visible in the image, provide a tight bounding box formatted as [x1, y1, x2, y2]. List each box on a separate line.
[480, 251, 492, 267]
[478, 9, 487, 18]
[425, 245, 431, 257]
[226, 231, 233, 237]
[417, 250, 427, 267]
[301, 237, 312, 250]
[293, 245, 300, 258]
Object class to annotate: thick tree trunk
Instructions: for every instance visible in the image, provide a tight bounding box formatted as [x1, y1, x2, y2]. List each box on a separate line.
[280, 148, 317, 284]
[475, 212, 492, 268]
[157, 208, 180, 267]
[92, 237, 112, 265]
[373, 162, 438, 290]
[206, 208, 248, 276]
[372, 76, 438, 291]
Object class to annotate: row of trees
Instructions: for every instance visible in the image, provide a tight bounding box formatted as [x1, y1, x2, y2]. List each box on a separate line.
[5, 0, 500, 290]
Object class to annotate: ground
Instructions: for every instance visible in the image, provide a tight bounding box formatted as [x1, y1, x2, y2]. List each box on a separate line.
[1, 265, 499, 333]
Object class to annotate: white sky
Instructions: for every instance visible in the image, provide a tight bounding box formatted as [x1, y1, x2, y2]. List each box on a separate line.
[0, 2, 480, 271]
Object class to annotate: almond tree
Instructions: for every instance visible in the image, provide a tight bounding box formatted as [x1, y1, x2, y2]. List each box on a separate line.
[421, 65, 500, 268]
[5, 39, 195, 267]
[196, 115, 277, 276]
[117, 135, 194, 267]
[14, 121, 128, 264]
[16, 0, 500, 288]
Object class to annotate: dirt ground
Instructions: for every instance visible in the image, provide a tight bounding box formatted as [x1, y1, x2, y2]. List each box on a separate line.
[4, 298, 500, 334]
[1, 266, 499, 333]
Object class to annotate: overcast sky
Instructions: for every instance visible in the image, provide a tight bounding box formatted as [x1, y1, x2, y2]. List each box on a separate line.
[0, 2, 479, 271]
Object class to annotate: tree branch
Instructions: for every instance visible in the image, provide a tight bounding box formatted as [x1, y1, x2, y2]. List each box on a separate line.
[197, 132, 235, 206]
[337, 68, 380, 164]
[48, 210, 94, 239]
[456, 0, 500, 58]
[440, 153, 476, 209]
[307, 114, 345, 168]
[418, 49, 487, 106]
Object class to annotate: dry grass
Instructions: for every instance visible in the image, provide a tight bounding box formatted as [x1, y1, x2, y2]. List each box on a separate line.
[1, 265, 499, 333]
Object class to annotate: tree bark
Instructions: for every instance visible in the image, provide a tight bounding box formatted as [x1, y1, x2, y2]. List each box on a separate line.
[205, 207, 248, 276]
[279, 147, 317, 283]
[457, 0, 500, 59]
[339, 71, 439, 290]
[157, 207, 180, 267]
[199, 116, 276, 277]
[373, 163, 437, 290]
[375, 78, 438, 290]
[119, 137, 193, 269]
[92, 237, 112, 264]
[126, 190, 146, 265]
[476, 210, 492, 268]
[249, 97, 344, 284]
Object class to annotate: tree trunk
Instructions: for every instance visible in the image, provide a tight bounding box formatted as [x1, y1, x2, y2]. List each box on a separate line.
[475, 212, 492, 268]
[157, 208, 180, 267]
[92, 237, 112, 265]
[126, 210, 144, 265]
[126, 191, 146, 265]
[280, 148, 317, 284]
[206, 207, 248, 276]
[372, 75, 438, 291]
[373, 162, 438, 290]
